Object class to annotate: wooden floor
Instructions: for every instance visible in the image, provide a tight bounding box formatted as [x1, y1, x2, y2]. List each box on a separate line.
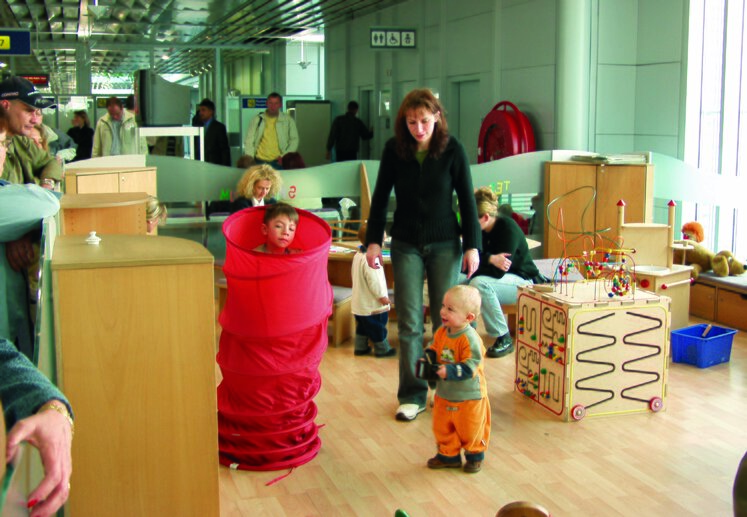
[215, 312, 746, 517]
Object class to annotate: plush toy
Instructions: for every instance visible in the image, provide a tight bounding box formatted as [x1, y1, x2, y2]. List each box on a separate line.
[673, 221, 745, 278]
[714, 250, 746, 276]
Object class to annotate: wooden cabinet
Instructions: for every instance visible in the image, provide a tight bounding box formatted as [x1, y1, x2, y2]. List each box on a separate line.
[64, 167, 157, 196]
[690, 275, 747, 331]
[52, 234, 218, 517]
[60, 192, 149, 236]
[543, 162, 654, 258]
[690, 283, 716, 321]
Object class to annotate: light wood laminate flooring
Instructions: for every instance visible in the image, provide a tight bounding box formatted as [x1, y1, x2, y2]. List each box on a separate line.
[214, 312, 746, 517]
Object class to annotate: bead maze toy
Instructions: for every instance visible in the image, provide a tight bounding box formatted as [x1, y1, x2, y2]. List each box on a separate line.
[515, 199, 681, 421]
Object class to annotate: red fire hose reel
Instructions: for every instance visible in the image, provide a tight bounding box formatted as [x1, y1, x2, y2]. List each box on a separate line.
[477, 101, 535, 163]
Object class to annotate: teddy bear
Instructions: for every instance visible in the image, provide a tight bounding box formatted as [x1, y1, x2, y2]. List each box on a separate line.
[673, 221, 745, 278]
[714, 250, 746, 276]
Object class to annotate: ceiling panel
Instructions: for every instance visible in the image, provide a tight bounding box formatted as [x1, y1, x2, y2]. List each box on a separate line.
[0, 0, 407, 93]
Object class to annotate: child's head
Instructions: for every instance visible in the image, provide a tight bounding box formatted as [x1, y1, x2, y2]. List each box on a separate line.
[145, 195, 167, 235]
[236, 164, 282, 201]
[236, 154, 255, 169]
[440, 285, 481, 330]
[261, 202, 299, 253]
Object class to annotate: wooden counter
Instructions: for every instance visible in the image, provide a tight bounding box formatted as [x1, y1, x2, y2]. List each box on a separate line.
[64, 166, 157, 196]
[60, 192, 149, 235]
[52, 234, 218, 517]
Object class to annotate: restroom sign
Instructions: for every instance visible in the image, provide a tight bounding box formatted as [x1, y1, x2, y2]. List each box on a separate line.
[370, 28, 417, 49]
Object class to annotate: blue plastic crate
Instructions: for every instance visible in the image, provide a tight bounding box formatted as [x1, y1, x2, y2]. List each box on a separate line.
[671, 324, 737, 368]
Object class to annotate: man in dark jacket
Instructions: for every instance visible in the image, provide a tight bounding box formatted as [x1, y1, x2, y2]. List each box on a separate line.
[197, 98, 231, 166]
[326, 101, 374, 162]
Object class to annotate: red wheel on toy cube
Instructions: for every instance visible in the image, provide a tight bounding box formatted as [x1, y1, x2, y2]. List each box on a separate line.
[649, 396, 663, 412]
[571, 404, 586, 421]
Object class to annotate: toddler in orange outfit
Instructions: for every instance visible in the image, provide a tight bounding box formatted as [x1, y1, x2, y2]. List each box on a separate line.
[419, 285, 490, 473]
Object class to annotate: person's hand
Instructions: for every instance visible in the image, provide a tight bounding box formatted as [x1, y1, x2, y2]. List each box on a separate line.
[462, 248, 479, 279]
[489, 253, 512, 272]
[379, 296, 391, 305]
[5, 233, 35, 271]
[366, 244, 383, 269]
[6, 405, 73, 517]
[436, 365, 447, 379]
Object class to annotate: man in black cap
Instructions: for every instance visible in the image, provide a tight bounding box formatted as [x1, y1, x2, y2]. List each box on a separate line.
[0, 76, 62, 187]
[197, 98, 231, 166]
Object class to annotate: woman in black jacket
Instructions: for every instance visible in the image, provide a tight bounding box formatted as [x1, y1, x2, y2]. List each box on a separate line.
[229, 163, 282, 213]
[365, 88, 481, 422]
[66, 110, 94, 161]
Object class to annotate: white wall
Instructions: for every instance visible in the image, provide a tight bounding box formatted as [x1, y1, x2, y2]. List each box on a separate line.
[325, 0, 689, 161]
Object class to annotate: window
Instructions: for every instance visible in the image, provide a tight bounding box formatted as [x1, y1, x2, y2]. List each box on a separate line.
[685, 0, 746, 256]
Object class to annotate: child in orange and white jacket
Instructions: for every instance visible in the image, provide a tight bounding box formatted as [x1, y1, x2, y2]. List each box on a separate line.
[420, 285, 490, 473]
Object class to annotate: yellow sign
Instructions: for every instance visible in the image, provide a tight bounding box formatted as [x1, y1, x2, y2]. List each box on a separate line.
[0, 37, 10, 50]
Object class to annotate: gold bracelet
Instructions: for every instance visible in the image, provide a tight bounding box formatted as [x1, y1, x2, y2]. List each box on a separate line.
[38, 401, 74, 438]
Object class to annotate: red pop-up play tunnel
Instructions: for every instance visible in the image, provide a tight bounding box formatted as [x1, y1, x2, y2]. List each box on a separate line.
[217, 206, 332, 470]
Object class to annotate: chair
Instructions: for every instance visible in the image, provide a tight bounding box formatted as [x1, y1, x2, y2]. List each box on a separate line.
[496, 501, 552, 517]
[328, 219, 365, 243]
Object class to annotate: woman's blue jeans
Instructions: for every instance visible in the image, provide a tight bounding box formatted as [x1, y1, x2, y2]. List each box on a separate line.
[460, 273, 531, 338]
[391, 238, 461, 409]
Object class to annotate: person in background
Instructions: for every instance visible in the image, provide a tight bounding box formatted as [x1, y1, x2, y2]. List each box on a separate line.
[230, 163, 282, 213]
[145, 196, 167, 235]
[280, 151, 306, 170]
[243, 92, 298, 169]
[0, 76, 62, 188]
[466, 187, 543, 358]
[351, 224, 395, 358]
[326, 100, 374, 162]
[253, 202, 302, 254]
[421, 285, 489, 474]
[92, 96, 148, 157]
[27, 114, 76, 164]
[27, 125, 47, 152]
[236, 155, 255, 169]
[66, 110, 94, 161]
[124, 94, 137, 118]
[365, 88, 481, 422]
[196, 98, 231, 166]
[0, 115, 61, 360]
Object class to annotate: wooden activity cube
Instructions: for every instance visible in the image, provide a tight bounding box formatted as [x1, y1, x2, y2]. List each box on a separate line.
[515, 282, 671, 421]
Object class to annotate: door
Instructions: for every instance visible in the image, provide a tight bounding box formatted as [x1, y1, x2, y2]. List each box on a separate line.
[454, 80, 481, 164]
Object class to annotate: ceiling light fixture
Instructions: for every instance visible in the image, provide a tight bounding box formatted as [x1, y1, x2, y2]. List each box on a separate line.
[297, 41, 311, 70]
